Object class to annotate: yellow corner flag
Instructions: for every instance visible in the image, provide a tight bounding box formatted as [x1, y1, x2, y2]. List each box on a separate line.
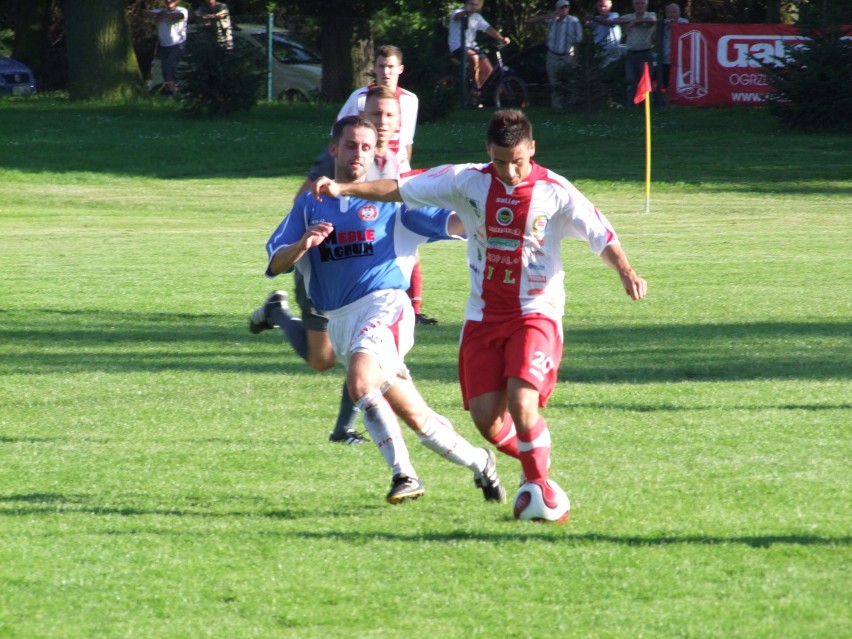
[633, 62, 652, 214]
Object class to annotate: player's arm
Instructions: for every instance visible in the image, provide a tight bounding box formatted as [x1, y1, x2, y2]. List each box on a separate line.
[447, 213, 465, 237]
[312, 177, 402, 202]
[268, 222, 334, 275]
[600, 244, 648, 301]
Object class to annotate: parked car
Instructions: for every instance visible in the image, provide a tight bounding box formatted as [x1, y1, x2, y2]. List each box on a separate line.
[232, 24, 321, 101]
[0, 56, 37, 95]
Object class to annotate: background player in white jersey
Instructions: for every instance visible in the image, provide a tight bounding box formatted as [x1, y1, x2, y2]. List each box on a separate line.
[312, 109, 647, 514]
[334, 45, 418, 172]
[251, 87, 401, 446]
[262, 115, 506, 505]
[331, 45, 436, 325]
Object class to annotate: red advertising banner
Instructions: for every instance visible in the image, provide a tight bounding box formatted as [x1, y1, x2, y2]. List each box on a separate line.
[669, 24, 804, 107]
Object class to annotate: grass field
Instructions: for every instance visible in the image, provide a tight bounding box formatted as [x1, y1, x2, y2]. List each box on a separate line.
[0, 96, 850, 638]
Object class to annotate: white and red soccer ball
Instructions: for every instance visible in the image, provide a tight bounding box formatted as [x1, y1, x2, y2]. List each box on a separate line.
[513, 479, 570, 524]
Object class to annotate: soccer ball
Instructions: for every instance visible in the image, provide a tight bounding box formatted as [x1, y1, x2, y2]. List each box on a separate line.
[513, 480, 570, 524]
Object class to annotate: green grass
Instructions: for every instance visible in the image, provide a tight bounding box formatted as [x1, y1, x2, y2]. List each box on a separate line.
[0, 97, 850, 638]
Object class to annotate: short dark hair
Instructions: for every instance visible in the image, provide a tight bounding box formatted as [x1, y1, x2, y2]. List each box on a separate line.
[375, 45, 403, 64]
[364, 85, 398, 105]
[486, 109, 533, 148]
[331, 115, 377, 144]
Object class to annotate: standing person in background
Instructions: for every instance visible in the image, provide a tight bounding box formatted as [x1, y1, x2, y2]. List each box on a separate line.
[604, 0, 657, 106]
[448, 0, 511, 97]
[263, 115, 506, 506]
[586, 0, 623, 65]
[311, 109, 648, 519]
[659, 3, 688, 99]
[146, 0, 188, 96]
[335, 46, 418, 172]
[195, 0, 233, 50]
[526, 0, 583, 109]
[327, 45, 436, 325]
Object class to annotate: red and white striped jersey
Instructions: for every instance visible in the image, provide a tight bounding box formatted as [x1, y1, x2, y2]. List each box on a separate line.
[399, 161, 619, 324]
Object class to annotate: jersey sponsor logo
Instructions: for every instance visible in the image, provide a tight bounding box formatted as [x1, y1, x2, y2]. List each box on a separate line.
[495, 207, 514, 226]
[531, 214, 549, 241]
[487, 237, 520, 251]
[488, 225, 521, 237]
[332, 228, 376, 244]
[495, 196, 520, 206]
[527, 288, 545, 295]
[358, 205, 379, 221]
[319, 226, 375, 262]
[527, 274, 547, 283]
[487, 252, 520, 266]
[528, 262, 546, 271]
[318, 242, 375, 261]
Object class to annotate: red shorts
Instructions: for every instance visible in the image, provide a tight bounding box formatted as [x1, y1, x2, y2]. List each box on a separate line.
[458, 314, 563, 410]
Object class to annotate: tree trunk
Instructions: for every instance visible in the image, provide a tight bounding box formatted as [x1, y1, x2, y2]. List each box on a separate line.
[63, 0, 144, 100]
[319, 14, 372, 102]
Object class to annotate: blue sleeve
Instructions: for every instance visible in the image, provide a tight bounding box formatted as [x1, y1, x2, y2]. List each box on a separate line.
[264, 195, 311, 277]
[400, 205, 456, 241]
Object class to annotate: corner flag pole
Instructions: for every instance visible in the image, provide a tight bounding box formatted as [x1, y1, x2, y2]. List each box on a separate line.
[644, 81, 651, 214]
[633, 62, 652, 214]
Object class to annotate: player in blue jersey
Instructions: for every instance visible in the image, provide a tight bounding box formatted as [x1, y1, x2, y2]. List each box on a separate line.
[251, 87, 403, 447]
[257, 115, 506, 505]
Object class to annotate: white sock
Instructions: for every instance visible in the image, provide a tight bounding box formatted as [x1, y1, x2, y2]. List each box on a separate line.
[418, 412, 487, 472]
[357, 391, 417, 479]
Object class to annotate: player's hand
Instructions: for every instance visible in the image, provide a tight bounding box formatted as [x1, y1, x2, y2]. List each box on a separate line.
[311, 177, 340, 201]
[620, 270, 648, 301]
[302, 222, 334, 250]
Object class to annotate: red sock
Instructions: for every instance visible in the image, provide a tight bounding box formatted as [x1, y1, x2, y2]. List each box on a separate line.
[516, 416, 551, 488]
[486, 413, 520, 459]
[407, 258, 423, 313]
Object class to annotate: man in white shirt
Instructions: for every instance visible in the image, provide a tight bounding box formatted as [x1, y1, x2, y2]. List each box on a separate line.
[146, 0, 188, 96]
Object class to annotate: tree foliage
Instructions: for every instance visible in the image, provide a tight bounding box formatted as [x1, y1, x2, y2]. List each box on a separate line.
[761, 26, 852, 132]
[176, 32, 264, 117]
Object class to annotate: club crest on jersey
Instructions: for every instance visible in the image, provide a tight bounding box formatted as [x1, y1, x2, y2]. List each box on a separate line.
[358, 205, 379, 221]
[495, 207, 514, 226]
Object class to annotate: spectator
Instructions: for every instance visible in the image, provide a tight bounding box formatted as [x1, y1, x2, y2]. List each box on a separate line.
[608, 0, 657, 106]
[448, 0, 511, 96]
[194, 0, 233, 50]
[146, 0, 188, 96]
[527, 0, 583, 109]
[660, 3, 688, 98]
[586, 0, 623, 65]
[262, 115, 507, 505]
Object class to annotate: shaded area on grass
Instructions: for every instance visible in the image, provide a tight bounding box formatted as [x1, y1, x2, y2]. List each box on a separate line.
[0, 309, 849, 383]
[0, 492, 847, 549]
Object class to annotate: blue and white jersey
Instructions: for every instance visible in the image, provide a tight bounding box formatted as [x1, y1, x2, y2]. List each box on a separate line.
[266, 192, 456, 313]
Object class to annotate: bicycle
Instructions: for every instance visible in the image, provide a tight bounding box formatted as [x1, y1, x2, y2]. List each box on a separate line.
[435, 43, 530, 109]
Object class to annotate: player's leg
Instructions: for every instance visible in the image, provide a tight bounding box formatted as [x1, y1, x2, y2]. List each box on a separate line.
[408, 252, 438, 325]
[347, 352, 422, 503]
[385, 377, 505, 503]
[459, 319, 521, 459]
[502, 317, 562, 498]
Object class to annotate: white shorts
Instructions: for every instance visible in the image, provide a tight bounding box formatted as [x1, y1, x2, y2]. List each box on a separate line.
[325, 289, 415, 386]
